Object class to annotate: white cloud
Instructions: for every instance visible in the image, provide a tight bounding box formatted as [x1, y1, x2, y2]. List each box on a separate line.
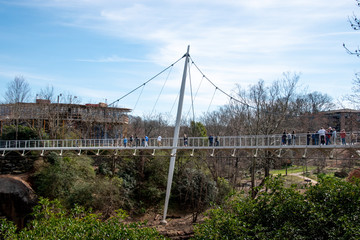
[1, 0, 359, 114]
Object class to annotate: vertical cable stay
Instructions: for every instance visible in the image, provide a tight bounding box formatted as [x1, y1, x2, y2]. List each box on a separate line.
[150, 64, 174, 116]
[207, 87, 217, 114]
[185, 73, 204, 120]
[188, 61, 196, 122]
[169, 93, 179, 117]
[132, 84, 145, 112]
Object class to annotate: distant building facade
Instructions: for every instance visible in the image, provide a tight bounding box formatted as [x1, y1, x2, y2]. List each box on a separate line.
[323, 109, 360, 132]
[0, 99, 131, 139]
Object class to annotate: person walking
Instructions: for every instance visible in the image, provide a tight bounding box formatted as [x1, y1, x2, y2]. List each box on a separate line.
[351, 132, 357, 145]
[135, 136, 140, 147]
[332, 128, 337, 145]
[318, 127, 326, 145]
[314, 131, 320, 145]
[208, 135, 214, 146]
[145, 136, 149, 147]
[123, 137, 127, 147]
[129, 135, 133, 147]
[306, 131, 311, 145]
[287, 132, 292, 145]
[184, 134, 188, 146]
[157, 135, 162, 146]
[292, 130, 296, 145]
[340, 129, 346, 145]
[215, 136, 219, 146]
[282, 131, 287, 145]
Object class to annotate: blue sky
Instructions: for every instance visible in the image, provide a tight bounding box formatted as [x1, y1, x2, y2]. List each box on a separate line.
[0, 0, 359, 120]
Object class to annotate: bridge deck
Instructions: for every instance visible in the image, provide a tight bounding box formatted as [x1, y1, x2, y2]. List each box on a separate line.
[0, 133, 358, 153]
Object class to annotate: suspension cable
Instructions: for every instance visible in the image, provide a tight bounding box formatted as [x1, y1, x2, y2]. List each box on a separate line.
[189, 56, 254, 109]
[108, 55, 185, 107]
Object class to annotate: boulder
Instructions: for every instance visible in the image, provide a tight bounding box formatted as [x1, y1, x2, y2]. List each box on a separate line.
[0, 176, 37, 229]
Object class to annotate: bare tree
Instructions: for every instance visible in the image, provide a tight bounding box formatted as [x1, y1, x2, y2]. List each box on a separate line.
[343, 0, 360, 56]
[37, 85, 55, 102]
[230, 72, 300, 136]
[343, 1, 360, 107]
[4, 76, 31, 103]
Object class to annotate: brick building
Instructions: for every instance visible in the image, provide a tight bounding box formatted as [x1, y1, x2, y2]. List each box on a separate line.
[0, 99, 131, 139]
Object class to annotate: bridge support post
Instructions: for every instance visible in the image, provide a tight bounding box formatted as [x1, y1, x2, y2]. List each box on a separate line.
[161, 46, 190, 225]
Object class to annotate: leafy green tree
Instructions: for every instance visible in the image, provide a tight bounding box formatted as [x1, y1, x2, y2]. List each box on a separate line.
[190, 121, 207, 137]
[194, 176, 360, 239]
[1, 125, 39, 140]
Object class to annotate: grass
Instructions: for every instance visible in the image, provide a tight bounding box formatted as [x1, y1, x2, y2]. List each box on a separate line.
[270, 165, 317, 175]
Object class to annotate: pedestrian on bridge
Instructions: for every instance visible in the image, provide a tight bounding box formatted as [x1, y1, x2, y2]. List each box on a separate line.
[145, 136, 149, 147]
[135, 136, 140, 147]
[318, 127, 326, 145]
[351, 132, 357, 145]
[157, 136, 162, 146]
[287, 132, 292, 145]
[340, 129, 346, 145]
[129, 135, 133, 147]
[184, 134, 188, 146]
[209, 135, 214, 146]
[307, 131, 311, 145]
[123, 137, 127, 147]
[292, 130, 296, 145]
[332, 128, 337, 145]
[282, 131, 287, 145]
[215, 136, 219, 146]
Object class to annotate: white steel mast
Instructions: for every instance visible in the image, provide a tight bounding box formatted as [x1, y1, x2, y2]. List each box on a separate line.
[161, 45, 190, 224]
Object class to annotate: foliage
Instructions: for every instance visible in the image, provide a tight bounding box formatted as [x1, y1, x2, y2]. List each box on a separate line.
[0, 197, 165, 240]
[173, 168, 218, 222]
[34, 153, 129, 213]
[190, 121, 207, 137]
[194, 175, 360, 239]
[1, 125, 39, 140]
[215, 177, 233, 205]
[35, 154, 95, 202]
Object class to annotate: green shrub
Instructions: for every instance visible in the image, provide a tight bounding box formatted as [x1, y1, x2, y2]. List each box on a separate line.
[1, 125, 39, 140]
[194, 176, 360, 239]
[34, 154, 95, 203]
[0, 197, 166, 239]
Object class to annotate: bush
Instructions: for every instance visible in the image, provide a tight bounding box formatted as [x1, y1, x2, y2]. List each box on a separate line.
[0, 198, 165, 239]
[34, 154, 95, 203]
[194, 176, 360, 239]
[1, 125, 39, 140]
[35, 154, 133, 213]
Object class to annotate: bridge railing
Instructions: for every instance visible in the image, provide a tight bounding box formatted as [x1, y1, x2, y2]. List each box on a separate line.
[0, 132, 355, 150]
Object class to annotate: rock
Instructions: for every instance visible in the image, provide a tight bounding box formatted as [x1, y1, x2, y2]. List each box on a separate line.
[0, 176, 37, 229]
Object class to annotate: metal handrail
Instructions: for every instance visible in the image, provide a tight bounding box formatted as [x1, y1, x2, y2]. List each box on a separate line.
[0, 132, 356, 150]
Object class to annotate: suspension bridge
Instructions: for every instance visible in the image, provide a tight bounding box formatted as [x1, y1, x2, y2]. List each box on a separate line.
[1, 46, 359, 224]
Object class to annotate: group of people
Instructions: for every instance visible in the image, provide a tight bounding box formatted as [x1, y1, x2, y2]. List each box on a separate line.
[282, 127, 357, 146]
[282, 131, 297, 145]
[208, 135, 220, 146]
[122, 135, 149, 147]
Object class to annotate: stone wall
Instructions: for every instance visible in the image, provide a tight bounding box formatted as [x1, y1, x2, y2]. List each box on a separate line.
[0, 154, 37, 174]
